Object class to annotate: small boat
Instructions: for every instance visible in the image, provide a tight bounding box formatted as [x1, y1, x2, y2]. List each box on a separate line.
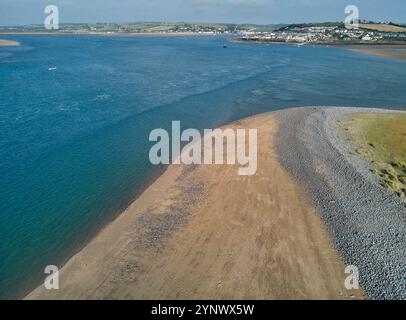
[223, 44, 228, 48]
[48, 67, 57, 71]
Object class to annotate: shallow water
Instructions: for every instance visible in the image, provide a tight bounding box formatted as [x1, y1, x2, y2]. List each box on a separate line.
[0, 35, 406, 298]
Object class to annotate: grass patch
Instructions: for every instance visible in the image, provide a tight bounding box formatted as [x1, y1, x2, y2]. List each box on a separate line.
[360, 23, 406, 33]
[342, 112, 406, 200]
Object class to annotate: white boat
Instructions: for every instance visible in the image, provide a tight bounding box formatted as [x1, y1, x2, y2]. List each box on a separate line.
[48, 67, 57, 71]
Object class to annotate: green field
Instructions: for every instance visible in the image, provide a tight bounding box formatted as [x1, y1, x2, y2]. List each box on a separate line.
[343, 113, 406, 199]
[360, 23, 406, 33]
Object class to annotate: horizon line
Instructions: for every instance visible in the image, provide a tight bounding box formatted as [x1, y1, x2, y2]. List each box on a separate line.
[1, 19, 405, 28]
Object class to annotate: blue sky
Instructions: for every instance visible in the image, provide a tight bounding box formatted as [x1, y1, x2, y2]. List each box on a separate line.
[1, 0, 405, 25]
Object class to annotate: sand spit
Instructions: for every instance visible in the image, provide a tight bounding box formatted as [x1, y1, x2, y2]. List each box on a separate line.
[275, 107, 406, 299]
[26, 112, 359, 300]
[0, 39, 20, 46]
[347, 45, 406, 61]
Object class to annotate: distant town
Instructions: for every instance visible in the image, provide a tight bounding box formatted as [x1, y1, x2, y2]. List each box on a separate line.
[237, 21, 406, 45]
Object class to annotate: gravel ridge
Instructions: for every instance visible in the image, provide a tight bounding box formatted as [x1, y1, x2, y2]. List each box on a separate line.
[274, 106, 406, 299]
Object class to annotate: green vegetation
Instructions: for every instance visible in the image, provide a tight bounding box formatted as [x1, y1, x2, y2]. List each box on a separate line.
[342, 113, 406, 200]
[277, 22, 345, 31]
[360, 23, 406, 33]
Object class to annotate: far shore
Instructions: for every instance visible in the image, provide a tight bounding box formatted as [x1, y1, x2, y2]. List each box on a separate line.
[229, 37, 406, 46]
[229, 38, 406, 60]
[0, 39, 20, 46]
[0, 32, 225, 37]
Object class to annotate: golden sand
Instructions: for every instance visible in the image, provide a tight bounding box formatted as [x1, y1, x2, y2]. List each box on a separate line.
[348, 45, 406, 61]
[0, 39, 20, 46]
[27, 113, 362, 300]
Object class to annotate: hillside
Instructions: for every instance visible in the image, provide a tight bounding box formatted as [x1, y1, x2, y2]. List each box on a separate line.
[360, 23, 406, 33]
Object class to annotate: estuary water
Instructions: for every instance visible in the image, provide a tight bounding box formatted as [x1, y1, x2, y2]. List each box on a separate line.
[0, 35, 406, 298]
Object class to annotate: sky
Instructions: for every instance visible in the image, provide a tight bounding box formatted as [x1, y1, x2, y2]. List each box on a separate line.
[1, 0, 406, 26]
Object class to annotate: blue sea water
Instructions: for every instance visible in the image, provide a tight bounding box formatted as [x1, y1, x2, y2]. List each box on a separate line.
[0, 35, 406, 299]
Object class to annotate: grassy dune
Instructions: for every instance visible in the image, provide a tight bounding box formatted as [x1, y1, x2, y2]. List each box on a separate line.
[360, 23, 406, 33]
[343, 113, 406, 199]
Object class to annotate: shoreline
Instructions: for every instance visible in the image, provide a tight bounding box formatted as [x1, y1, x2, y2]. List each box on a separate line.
[229, 37, 406, 46]
[0, 32, 229, 37]
[26, 110, 361, 300]
[345, 45, 406, 60]
[229, 38, 406, 60]
[14, 163, 169, 300]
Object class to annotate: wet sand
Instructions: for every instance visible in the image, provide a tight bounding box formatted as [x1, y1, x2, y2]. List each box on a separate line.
[230, 39, 406, 61]
[0, 39, 20, 46]
[26, 112, 361, 300]
[347, 44, 406, 60]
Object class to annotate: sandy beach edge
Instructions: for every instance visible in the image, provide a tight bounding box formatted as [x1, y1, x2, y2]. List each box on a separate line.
[26, 108, 363, 300]
[343, 44, 406, 60]
[0, 39, 20, 46]
[229, 38, 406, 61]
